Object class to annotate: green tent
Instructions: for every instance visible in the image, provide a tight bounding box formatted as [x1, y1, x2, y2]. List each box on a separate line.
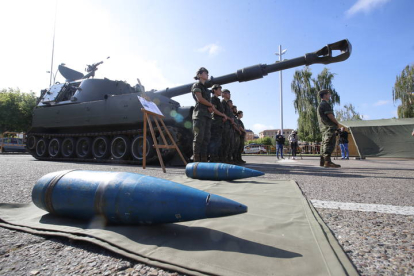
[341, 118, 414, 158]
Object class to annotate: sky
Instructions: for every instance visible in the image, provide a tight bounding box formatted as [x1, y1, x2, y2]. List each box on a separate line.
[1, 0, 413, 135]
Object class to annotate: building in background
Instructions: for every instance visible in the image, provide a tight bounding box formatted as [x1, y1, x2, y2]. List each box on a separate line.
[259, 129, 294, 139]
[245, 129, 255, 141]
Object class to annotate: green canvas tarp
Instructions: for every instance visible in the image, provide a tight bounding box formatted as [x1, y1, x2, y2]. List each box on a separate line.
[0, 176, 358, 276]
[341, 118, 414, 158]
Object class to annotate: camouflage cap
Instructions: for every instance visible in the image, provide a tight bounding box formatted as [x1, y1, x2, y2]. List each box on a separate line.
[211, 84, 222, 89]
[194, 67, 209, 80]
[318, 89, 331, 98]
[222, 89, 230, 94]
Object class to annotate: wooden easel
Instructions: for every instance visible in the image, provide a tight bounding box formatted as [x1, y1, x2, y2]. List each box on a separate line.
[141, 108, 187, 173]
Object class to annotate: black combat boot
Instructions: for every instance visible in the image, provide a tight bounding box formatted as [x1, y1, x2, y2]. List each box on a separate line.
[320, 156, 324, 167]
[324, 156, 341, 168]
[193, 154, 201, 162]
[210, 155, 219, 162]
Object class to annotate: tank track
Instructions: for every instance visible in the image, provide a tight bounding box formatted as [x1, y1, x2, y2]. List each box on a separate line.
[27, 127, 190, 166]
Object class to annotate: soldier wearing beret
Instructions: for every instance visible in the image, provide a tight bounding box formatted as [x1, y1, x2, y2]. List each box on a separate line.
[208, 84, 228, 162]
[317, 89, 341, 168]
[191, 67, 214, 162]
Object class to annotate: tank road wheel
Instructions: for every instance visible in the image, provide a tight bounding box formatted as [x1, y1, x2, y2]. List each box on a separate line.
[61, 137, 76, 158]
[111, 135, 131, 160]
[26, 135, 38, 150]
[92, 136, 111, 160]
[48, 138, 62, 158]
[36, 138, 50, 157]
[131, 135, 155, 161]
[76, 137, 92, 159]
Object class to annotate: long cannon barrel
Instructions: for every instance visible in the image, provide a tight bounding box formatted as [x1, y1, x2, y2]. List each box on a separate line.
[155, 39, 351, 98]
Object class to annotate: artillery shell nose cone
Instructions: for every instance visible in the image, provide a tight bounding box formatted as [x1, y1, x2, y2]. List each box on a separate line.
[205, 194, 248, 218]
[185, 162, 265, 180]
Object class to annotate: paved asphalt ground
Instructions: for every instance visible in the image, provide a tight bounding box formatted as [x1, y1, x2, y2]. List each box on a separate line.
[0, 154, 413, 275]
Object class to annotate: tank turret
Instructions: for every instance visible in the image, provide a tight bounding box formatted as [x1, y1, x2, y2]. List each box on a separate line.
[26, 39, 351, 165]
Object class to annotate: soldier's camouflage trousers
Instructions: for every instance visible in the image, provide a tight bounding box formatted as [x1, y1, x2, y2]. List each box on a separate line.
[233, 130, 240, 156]
[208, 124, 223, 156]
[220, 124, 234, 159]
[321, 128, 337, 158]
[193, 117, 212, 156]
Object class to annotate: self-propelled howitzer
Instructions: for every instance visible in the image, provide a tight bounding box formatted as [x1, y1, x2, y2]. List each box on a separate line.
[26, 39, 351, 165]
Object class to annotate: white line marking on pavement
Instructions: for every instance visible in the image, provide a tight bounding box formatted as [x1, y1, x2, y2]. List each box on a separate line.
[311, 200, 414, 216]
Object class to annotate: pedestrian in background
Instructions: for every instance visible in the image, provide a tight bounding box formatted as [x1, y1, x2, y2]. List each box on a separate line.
[338, 127, 349, 160]
[191, 67, 214, 162]
[276, 130, 285, 159]
[288, 130, 299, 160]
[317, 89, 341, 168]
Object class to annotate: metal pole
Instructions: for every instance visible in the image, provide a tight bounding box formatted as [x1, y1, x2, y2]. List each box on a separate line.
[49, 1, 58, 87]
[279, 45, 283, 136]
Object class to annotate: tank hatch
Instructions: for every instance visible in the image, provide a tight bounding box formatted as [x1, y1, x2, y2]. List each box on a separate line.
[41, 83, 66, 104]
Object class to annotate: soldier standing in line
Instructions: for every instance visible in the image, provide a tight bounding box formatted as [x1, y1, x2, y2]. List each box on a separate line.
[229, 102, 241, 164]
[220, 89, 234, 163]
[237, 110, 247, 164]
[317, 89, 341, 168]
[208, 84, 228, 162]
[191, 67, 215, 162]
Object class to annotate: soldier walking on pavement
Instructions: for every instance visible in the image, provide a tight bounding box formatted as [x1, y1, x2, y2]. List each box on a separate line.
[192, 67, 215, 162]
[317, 89, 341, 168]
[208, 84, 228, 162]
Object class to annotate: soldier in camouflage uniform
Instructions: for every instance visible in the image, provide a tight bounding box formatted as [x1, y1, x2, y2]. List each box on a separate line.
[237, 110, 247, 164]
[192, 67, 215, 162]
[220, 89, 234, 163]
[229, 102, 241, 164]
[208, 84, 228, 162]
[317, 89, 341, 168]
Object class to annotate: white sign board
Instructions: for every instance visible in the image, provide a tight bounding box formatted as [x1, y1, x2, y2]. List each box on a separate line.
[138, 96, 163, 116]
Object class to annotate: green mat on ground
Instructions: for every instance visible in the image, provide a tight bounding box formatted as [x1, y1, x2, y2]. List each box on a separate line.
[0, 176, 357, 276]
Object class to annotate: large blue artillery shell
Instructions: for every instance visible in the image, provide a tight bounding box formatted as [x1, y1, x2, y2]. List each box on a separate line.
[185, 162, 265, 180]
[31, 170, 247, 225]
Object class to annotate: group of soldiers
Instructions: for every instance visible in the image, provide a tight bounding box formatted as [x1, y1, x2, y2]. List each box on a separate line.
[191, 67, 246, 164]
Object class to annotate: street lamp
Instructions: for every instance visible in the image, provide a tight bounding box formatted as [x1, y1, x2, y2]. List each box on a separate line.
[275, 45, 287, 136]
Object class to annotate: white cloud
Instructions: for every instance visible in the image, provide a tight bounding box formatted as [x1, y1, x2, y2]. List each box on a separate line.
[346, 0, 391, 17]
[197, 43, 222, 57]
[252, 124, 275, 134]
[373, 100, 390, 106]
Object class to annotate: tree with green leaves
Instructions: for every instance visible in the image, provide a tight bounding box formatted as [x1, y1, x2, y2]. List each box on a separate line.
[335, 103, 362, 122]
[247, 137, 274, 146]
[392, 64, 414, 118]
[0, 88, 37, 133]
[291, 67, 340, 142]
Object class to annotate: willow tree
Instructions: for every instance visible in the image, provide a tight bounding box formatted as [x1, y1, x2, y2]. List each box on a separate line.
[392, 65, 414, 118]
[291, 67, 340, 142]
[335, 103, 362, 122]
